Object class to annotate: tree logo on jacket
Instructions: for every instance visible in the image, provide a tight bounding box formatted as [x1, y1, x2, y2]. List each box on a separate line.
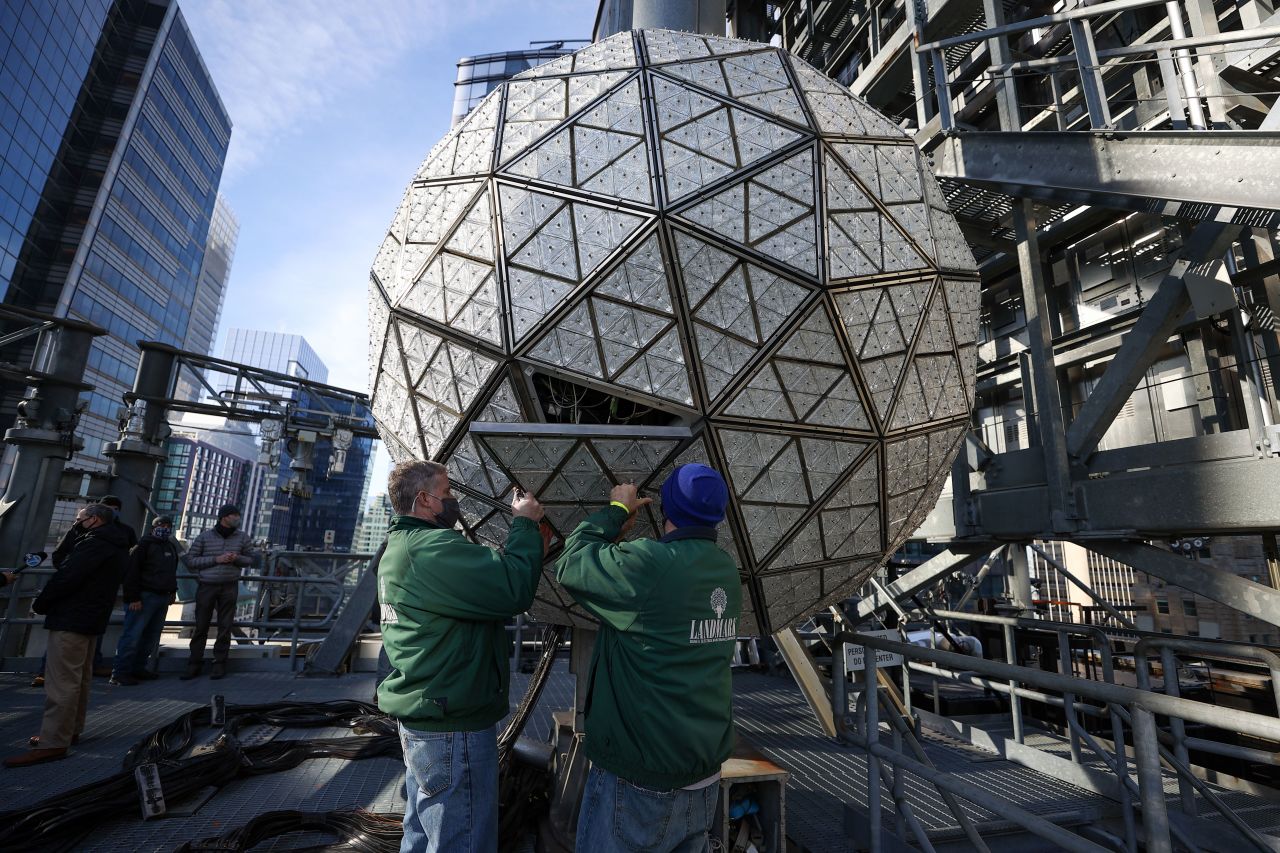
[711, 587, 728, 619]
[690, 588, 736, 645]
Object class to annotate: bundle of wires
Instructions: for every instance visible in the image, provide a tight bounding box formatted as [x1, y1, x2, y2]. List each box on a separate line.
[497, 624, 567, 848]
[175, 808, 404, 852]
[0, 700, 399, 852]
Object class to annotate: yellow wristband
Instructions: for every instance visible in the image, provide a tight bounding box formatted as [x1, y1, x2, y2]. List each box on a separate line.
[609, 501, 631, 513]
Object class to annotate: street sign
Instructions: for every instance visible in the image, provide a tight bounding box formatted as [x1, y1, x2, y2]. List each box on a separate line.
[844, 629, 904, 672]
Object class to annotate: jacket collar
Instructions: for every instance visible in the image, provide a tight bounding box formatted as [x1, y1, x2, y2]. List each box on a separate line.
[390, 514, 448, 532]
[659, 525, 718, 544]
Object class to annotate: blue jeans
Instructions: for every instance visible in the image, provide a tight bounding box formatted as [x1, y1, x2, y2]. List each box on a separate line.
[112, 590, 170, 677]
[576, 766, 719, 853]
[398, 722, 498, 853]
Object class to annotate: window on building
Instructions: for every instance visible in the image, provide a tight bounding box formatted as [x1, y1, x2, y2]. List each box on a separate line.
[1156, 599, 1169, 614]
[1182, 598, 1197, 617]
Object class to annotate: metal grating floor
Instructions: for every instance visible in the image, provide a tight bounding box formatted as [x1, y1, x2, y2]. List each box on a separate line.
[4, 664, 1276, 851]
[0, 662, 576, 851]
[730, 672, 1115, 852]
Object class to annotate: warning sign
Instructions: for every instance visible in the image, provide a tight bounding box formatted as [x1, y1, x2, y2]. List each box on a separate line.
[844, 630, 904, 672]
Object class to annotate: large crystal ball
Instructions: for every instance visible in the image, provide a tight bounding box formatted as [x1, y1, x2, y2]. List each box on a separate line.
[368, 29, 978, 633]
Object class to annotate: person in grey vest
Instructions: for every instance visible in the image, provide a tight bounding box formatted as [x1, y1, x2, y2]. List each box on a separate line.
[181, 504, 253, 681]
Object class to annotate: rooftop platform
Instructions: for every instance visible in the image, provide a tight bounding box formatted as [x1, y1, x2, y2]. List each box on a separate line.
[2, 663, 1277, 851]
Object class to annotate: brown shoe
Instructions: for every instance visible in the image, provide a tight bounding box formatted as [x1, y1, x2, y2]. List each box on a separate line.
[29, 675, 43, 687]
[28, 734, 78, 747]
[5, 747, 68, 768]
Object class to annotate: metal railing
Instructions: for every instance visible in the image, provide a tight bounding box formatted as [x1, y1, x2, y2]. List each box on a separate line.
[0, 551, 381, 671]
[915, 0, 1280, 131]
[0, 551, 538, 674]
[831, 629, 1280, 853]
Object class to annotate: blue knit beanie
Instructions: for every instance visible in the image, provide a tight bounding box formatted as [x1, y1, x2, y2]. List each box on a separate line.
[660, 463, 729, 528]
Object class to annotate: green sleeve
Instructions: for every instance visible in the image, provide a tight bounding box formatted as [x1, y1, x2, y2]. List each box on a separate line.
[555, 505, 665, 631]
[418, 517, 544, 620]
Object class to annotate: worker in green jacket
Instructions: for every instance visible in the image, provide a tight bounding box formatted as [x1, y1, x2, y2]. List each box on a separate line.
[378, 459, 546, 853]
[557, 463, 741, 853]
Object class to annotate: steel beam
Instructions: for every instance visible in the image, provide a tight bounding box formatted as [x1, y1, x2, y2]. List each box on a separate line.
[919, 433, 1280, 540]
[1087, 541, 1280, 629]
[933, 132, 1280, 216]
[1015, 201, 1075, 530]
[774, 626, 837, 737]
[1065, 221, 1238, 464]
[851, 548, 989, 624]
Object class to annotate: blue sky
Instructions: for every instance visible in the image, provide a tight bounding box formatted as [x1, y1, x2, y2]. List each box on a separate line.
[181, 0, 593, 493]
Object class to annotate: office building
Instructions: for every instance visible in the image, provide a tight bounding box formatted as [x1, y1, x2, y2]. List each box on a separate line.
[221, 327, 328, 391]
[1, 1, 231, 537]
[451, 43, 580, 126]
[152, 412, 262, 541]
[353, 492, 393, 554]
[176, 193, 237, 400]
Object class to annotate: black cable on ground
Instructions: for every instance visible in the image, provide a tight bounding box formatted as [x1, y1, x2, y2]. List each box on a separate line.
[0, 701, 398, 852]
[175, 808, 404, 852]
[4, 637, 566, 852]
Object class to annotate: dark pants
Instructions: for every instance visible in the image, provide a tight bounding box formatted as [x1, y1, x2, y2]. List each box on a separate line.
[114, 590, 171, 676]
[189, 582, 237, 665]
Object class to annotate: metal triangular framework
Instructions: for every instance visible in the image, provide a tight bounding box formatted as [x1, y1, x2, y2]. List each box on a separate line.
[649, 74, 807, 204]
[497, 183, 651, 344]
[720, 300, 875, 433]
[672, 227, 815, 406]
[369, 31, 981, 633]
[675, 145, 821, 277]
[502, 75, 656, 207]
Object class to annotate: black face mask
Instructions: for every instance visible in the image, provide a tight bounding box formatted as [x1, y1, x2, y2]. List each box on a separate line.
[435, 498, 462, 529]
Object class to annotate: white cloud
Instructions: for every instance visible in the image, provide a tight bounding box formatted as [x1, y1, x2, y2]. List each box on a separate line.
[181, 0, 485, 178]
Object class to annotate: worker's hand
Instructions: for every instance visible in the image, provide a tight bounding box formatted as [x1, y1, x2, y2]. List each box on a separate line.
[216, 552, 235, 564]
[1, 571, 13, 586]
[511, 487, 544, 522]
[128, 600, 142, 612]
[609, 483, 652, 515]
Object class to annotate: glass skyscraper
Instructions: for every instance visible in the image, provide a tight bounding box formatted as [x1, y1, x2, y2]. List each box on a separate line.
[221, 330, 372, 552]
[451, 43, 579, 126]
[0, 0, 114, 307]
[1, 1, 232, 509]
[176, 193, 237, 401]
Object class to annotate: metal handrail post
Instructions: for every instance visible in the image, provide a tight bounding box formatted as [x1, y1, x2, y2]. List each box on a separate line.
[1130, 704, 1174, 853]
[1135, 636, 1280, 711]
[1068, 18, 1114, 128]
[865, 646, 882, 853]
[1159, 647, 1196, 815]
[1058, 629, 1083, 762]
[1164, 0, 1208, 128]
[833, 636, 849, 735]
[878, 692, 993, 852]
[1067, 715, 1194, 852]
[1002, 623, 1024, 741]
[1107, 706, 1273, 851]
[289, 579, 304, 671]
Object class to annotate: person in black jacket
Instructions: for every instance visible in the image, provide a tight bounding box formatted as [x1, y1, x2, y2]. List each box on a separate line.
[4, 504, 130, 768]
[110, 516, 180, 686]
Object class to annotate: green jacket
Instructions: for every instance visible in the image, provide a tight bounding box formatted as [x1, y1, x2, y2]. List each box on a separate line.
[377, 514, 543, 732]
[556, 505, 742, 789]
